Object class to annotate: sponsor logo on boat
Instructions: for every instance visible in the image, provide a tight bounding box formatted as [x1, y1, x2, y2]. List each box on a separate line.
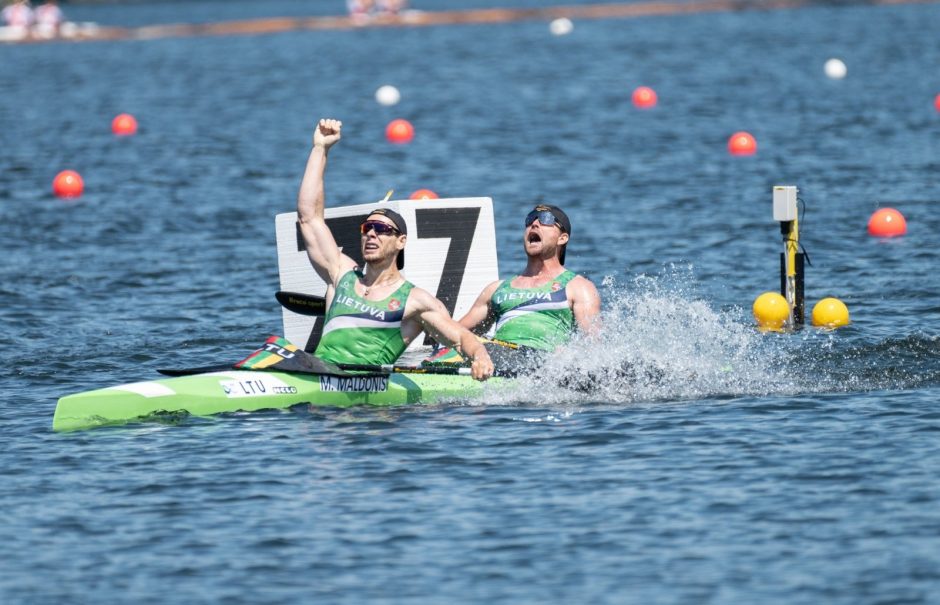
[220, 374, 294, 398]
[320, 375, 389, 392]
[223, 379, 269, 397]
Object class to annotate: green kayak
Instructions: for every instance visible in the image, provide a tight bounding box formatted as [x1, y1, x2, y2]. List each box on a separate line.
[53, 368, 502, 432]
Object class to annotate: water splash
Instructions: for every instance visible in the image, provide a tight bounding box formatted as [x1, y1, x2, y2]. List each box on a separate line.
[478, 269, 812, 406]
[476, 266, 940, 408]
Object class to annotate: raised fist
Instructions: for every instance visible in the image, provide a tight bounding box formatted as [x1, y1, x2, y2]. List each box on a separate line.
[313, 118, 342, 149]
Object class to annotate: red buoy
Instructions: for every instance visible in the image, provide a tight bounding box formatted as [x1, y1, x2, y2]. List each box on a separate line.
[385, 119, 414, 144]
[53, 170, 84, 199]
[410, 189, 439, 200]
[867, 208, 907, 237]
[112, 113, 138, 136]
[728, 131, 757, 156]
[632, 86, 657, 109]
[934, 93, 940, 113]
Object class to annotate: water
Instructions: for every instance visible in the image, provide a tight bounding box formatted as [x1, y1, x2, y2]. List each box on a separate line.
[3, 1, 940, 602]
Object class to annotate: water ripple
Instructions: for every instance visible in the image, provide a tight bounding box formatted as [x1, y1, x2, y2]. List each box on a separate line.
[4, 2, 940, 604]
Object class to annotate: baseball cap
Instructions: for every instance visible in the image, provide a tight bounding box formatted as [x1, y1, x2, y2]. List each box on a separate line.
[529, 204, 571, 264]
[367, 207, 407, 269]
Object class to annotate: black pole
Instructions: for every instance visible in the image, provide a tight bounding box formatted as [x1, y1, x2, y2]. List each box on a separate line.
[795, 252, 805, 325]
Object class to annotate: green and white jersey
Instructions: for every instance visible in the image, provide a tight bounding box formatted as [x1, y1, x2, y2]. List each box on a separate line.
[314, 269, 415, 365]
[491, 270, 576, 351]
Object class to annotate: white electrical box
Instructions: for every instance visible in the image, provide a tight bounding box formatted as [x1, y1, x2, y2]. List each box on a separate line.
[773, 186, 798, 222]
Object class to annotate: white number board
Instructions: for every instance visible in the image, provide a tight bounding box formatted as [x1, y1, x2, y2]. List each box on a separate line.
[275, 197, 499, 352]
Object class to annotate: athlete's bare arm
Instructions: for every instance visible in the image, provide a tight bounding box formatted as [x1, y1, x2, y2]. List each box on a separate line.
[568, 276, 602, 335]
[457, 280, 502, 335]
[407, 289, 495, 381]
[297, 118, 357, 287]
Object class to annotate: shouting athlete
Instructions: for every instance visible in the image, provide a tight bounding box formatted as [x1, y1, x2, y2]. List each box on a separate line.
[443, 204, 601, 366]
[296, 118, 495, 381]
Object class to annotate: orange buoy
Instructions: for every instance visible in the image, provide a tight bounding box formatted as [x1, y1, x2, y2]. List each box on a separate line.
[385, 119, 414, 144]
[867, 208, 907, 237]
[53, 170, 84, 199]
[112, 113, 138, 136]
[728, 131, 757, 156]
[410, 189, 439, 200]
[632, 86, 657, 109]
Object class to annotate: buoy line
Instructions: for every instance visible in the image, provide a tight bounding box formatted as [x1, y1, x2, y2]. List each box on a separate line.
[4, 0, 938, 45]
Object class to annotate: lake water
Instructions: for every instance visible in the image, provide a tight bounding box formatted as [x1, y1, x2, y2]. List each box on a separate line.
[2, 1, 940, 603]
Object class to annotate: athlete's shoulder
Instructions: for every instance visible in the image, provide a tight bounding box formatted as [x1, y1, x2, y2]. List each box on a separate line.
[330, 258, 360, 284]
[404, 285, 447, 314]
[568, 272, 596, 285]
[566, 273, 600, 295]
[481, 279, 505, 296]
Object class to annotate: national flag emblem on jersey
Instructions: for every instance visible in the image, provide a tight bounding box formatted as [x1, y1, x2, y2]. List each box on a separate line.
[551, 282, 562, 292]
[388, 298, 401, 311]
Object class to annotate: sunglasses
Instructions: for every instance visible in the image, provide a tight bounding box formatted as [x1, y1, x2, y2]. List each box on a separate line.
[524, 210, 565, 232]
[360, 220, 401, 236]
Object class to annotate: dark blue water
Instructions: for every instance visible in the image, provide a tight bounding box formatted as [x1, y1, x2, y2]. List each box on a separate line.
[3, 1, 940, 603]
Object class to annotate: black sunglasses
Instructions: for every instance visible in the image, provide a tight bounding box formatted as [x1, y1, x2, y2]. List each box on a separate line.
[524, 210, 564, 232]
[360, 220, 401, 236]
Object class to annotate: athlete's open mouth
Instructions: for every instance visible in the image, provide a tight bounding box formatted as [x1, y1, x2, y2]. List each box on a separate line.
[527, 232, 542, 243]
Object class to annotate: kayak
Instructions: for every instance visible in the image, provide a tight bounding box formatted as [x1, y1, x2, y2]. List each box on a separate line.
[53, 335, 515, 432]
[55, 195, 510, 432]
[53, 368, 503, 432]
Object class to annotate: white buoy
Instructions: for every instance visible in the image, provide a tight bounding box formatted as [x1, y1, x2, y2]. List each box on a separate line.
[375, 85, 401, 106]
[824, 58, 847, 80]
[549, 18, 573, 36]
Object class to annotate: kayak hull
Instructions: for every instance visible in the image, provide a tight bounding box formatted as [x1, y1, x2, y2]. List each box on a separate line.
[53, 370, 500, 432]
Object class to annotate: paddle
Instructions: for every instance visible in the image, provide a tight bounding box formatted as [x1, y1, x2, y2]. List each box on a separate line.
[158, 361, 511, 378]
[275, 291, 326, 316]
[158, 335, 514, 378]
[159, 364, 239, 377]
[331, 363, 514, 378]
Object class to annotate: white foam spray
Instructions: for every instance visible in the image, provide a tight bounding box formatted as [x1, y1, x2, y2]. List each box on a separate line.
[475, 267, 809, 407]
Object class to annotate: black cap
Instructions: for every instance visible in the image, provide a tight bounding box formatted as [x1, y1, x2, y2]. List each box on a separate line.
[367, 207, 407, 270]
[531, 204, 571, 264]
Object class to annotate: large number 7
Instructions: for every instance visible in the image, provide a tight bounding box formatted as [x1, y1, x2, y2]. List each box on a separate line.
[415, 206, 481, 316]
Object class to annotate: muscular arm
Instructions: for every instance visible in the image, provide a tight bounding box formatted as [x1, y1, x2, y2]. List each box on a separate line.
[457, 280, 501, 334]
[409, 289, 495, 381]
[569, 276, 602, 336]
[297, 119, 356, 286]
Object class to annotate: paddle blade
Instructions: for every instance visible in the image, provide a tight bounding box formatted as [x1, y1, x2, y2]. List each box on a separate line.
[275, 291, 326, 316]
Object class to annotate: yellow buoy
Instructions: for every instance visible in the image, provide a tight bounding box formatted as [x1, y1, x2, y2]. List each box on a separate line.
[753, 291, 790, 331]
[812, 297, 850, 328]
